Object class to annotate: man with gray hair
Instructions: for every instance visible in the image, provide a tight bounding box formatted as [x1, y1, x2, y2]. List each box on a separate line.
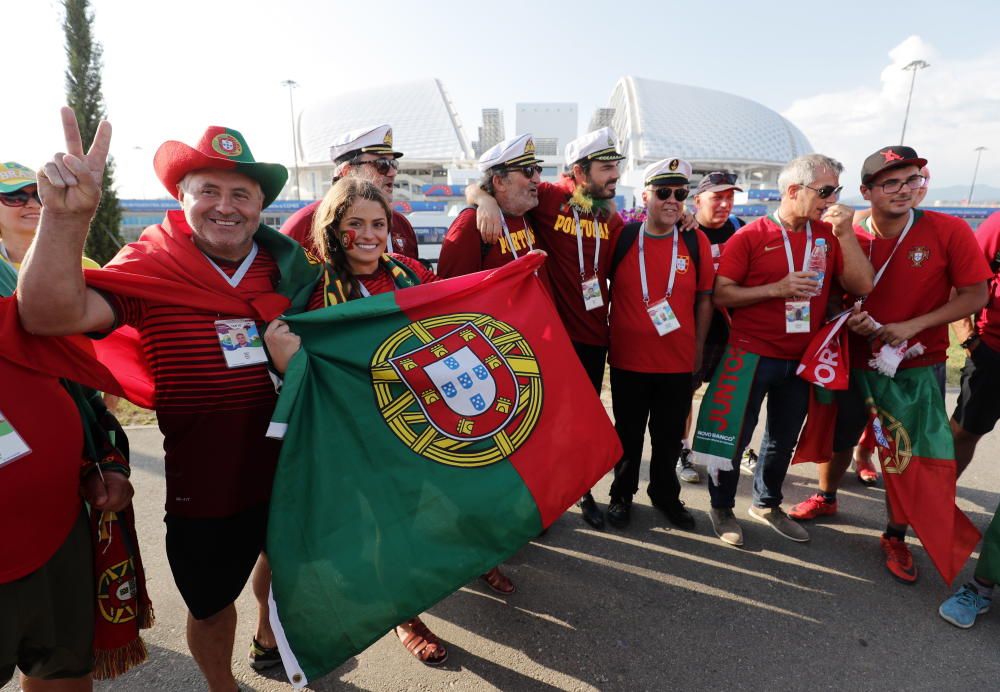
[695, 153, 872, 547]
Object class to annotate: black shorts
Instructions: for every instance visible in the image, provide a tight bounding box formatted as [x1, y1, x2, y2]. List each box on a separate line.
[953, 341, 1000, 436]
[832, 363, 946, 453]
[165, 504, 268, 620]
[1, 510, 94, 684]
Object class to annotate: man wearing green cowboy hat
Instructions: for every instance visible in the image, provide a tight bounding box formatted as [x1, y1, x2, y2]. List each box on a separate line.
[19, 108, 322, 691]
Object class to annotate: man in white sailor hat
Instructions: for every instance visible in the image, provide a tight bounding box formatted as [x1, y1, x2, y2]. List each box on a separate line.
[438, 133, 543, 277]
[603, 157, 715, 530]
[466, 126, 627, 529]
[280, 124, 420, 260]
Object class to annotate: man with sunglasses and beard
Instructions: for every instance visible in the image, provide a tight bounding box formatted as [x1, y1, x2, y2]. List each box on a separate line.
[788, 146, 989, 585]
[700, 154, 872, 547]
[603, 158, 714, 529]
[280, 124, 419, 260]
[467, 127, 627, 529]
[438, 134, 542, 277]
[678, 171, 747, 484]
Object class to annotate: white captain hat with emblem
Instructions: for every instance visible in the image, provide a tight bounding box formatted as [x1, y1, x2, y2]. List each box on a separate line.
[477, 133, 545, 172]
[643, 157, 692, 186]
[564, 127, 625, 167]
[329, 124, 403, 164]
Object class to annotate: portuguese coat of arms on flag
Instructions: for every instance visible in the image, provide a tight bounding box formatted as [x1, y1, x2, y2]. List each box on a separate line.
[264, 254, 622, 686]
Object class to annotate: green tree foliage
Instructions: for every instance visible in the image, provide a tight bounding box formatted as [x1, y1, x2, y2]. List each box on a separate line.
[64, 0, 122, 265]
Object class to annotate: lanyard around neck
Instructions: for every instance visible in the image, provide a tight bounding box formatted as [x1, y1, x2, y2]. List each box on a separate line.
[868, 209, 915, 288]
[771, 212, 811, 273]
[205, 241, 258, 288]
[573, 208, 601, 280]
[638, 223, 679, 304]
[501, 214, 533, 259]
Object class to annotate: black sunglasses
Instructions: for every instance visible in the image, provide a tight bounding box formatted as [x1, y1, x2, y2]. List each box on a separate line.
[654, 187, 689, 202]
[705, 172, 737, 185]
[0, 188, 41, 208]
[802, 183, 843, 199]
[505, 165, 542, 179]
[353, 157, 399, 175]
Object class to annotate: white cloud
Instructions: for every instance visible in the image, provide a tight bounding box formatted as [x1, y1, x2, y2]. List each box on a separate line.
[783, 35, 1000, 201]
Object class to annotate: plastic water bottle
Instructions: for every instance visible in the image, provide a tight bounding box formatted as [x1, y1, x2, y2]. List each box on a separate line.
[807, 238, 827, 296]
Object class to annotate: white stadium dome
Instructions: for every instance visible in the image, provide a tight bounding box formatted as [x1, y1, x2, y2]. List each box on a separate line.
[297, 79, 474, 165]
[609, 76, 813, 188]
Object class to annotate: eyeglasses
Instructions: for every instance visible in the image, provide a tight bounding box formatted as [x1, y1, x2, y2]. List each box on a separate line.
[653, 187, 689, 202]
[873, 174, 926, 194]
[0, 188, 41, 208]
[705, 172, 737, 185]
[353, 157, 399, 175]
[801, 184, 843, 199]
[505, 165, 542, 179]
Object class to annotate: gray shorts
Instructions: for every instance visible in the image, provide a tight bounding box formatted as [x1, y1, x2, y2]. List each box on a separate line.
[1, 510, 94, 684]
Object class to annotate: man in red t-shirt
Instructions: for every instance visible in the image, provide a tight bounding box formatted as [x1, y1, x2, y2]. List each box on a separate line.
[789, 146, 989, 584]
[468, 127, 626, 529]
[438, 134, 542, 278]
[281, 124, 420, 260]
[706, 153, 872, 547]
[19, 111, 320, 690]
[605, 158, 714, 530]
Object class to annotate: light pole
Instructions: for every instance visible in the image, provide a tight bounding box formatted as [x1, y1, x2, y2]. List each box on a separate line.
[899, 59, 930, 145]
[969, 146, 988, 206]
[280, 79, 301, 201]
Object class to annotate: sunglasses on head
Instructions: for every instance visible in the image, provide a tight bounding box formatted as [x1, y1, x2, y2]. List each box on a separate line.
[802, 183, 843, 199]
[354, 157, 399, 175]
[705, 172, 737, 185]
[0, 188, 41, 208]
[505, 165, 542, 179]
[653, 187, 689, 202]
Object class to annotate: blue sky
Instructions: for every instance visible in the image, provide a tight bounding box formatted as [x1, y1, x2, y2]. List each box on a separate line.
[4, 0, 998, 199]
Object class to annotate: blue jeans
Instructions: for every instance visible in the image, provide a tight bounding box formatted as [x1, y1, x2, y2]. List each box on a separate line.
[707, 356, 809, 509]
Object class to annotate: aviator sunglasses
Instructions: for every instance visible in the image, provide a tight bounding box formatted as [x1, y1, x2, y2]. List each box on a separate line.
[0, 188, 41, 208]
[801, 183, 843, 199]
[505, 165, 543, 179]
[353, 157, 399, 175]
[705, 172, 738, 186]
[653, 187, 689, 202]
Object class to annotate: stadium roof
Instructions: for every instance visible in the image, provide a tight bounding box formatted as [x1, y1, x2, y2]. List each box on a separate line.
[609, 76, 813, 167]
[298, 79, 475, 165]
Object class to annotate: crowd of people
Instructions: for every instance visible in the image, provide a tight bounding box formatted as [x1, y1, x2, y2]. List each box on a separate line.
[2, 105, 999, 690]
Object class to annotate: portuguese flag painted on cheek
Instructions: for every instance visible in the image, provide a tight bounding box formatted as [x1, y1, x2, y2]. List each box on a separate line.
[265, 254, 621, 686]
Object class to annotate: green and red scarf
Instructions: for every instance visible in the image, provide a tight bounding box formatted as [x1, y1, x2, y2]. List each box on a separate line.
[322, 254, 421, 306]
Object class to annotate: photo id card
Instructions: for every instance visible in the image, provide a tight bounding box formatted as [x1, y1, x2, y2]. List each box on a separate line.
[0, 408, 31, 468]
[581, 277, 604, 311]
[785, 299, 811, 334]
[647, 298, 681, 336]
[215, 319, 268, 368]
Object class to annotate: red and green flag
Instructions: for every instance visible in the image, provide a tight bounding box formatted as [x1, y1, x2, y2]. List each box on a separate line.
[263, 254, 621, 686]
[975, 506, 1000, 584]
[857, 367, 980, 584]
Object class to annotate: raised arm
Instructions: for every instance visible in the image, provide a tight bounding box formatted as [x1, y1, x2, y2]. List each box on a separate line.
[464, 183, 503, 244]
[823, 204, 873, 296]
[18, 107, 115, 335]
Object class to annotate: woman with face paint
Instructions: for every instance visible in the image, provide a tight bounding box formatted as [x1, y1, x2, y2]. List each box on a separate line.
[265, 177, 516, 668]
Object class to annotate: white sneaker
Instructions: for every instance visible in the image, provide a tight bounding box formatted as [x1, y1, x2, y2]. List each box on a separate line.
[677, 448, 701, 483]
[740, 448, 758, 475]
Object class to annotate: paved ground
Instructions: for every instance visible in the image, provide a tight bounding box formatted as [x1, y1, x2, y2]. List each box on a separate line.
[6, 390, 999, 691]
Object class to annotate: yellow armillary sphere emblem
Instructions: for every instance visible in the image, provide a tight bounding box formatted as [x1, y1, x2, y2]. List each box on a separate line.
[370, 312, 543, 468]
[875, 407, 912, 474]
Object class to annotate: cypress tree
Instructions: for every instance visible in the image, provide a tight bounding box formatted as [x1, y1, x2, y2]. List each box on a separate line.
[63, 0, 122, 264]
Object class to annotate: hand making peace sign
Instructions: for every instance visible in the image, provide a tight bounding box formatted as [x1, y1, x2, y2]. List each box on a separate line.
[38, 106, 112, 218]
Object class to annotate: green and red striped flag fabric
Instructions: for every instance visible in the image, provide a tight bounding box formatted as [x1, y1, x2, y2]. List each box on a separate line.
[975, 507, 1000, 584]
[264, 254, 621, 686]
[857, 367, 980, 584]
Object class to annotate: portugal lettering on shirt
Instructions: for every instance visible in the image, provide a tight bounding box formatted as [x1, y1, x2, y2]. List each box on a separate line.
[552, 213, 611, 241]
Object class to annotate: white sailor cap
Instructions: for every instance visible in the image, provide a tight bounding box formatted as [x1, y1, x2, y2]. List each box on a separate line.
[328, 124, 403, 164]
[564, 127, 625, 167]
[477, 134, 544, 172]
[643, 157, 692, 186]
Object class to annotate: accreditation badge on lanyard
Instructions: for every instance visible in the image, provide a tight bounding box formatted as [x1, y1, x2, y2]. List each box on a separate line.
[206, 243, 268, 368]
[772, 213, 812, 334]
[639, 223, 681, 336]
[574, 209, 604, 311]
[0, 408, 31, 468]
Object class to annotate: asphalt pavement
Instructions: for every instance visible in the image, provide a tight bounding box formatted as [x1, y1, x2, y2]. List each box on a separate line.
[5, 390, 998, 691]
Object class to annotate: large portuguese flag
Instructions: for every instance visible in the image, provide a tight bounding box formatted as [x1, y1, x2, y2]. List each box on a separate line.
[265, 254, 621, 686]
[857, 366, 980, 584]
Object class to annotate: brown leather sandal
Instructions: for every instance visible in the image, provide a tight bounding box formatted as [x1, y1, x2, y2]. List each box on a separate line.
[396, 617, 448, 666]
[480, 566, 516, 595]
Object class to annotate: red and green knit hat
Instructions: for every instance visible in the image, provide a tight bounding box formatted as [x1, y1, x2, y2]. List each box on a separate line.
[153, 126, 287, 207]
